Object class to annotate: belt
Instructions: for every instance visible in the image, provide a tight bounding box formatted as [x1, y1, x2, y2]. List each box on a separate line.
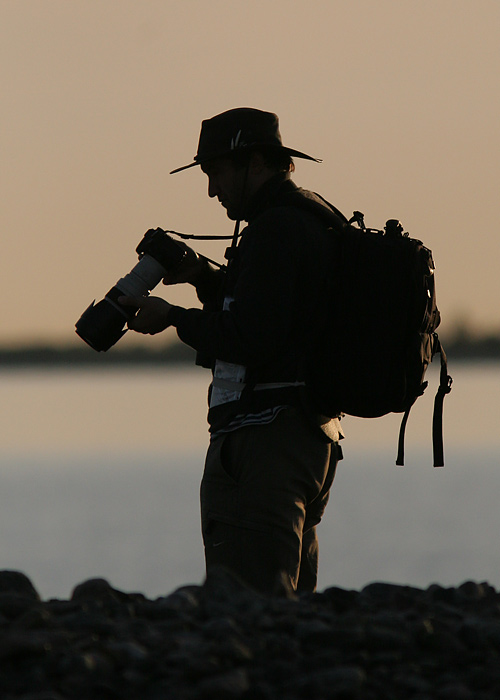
[211, 378, 306, 392]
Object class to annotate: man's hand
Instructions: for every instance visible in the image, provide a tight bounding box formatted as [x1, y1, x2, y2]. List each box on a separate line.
[162, 242, 206, 286]
[119, 295, 173, 335]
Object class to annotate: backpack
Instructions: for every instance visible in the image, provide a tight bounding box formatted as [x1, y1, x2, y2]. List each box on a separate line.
[166, 186, 452, 466]
[287, 190, 453, 467]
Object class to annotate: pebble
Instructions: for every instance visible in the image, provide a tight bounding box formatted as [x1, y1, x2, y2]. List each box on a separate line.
[0, 569, 500, 698]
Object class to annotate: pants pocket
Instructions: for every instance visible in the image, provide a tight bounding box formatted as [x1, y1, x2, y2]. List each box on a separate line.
[204, 433, 238, 484]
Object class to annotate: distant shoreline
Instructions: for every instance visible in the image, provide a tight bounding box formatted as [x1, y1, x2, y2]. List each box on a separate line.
[0, 342, 196, 367]
[0, 333, 498, 366]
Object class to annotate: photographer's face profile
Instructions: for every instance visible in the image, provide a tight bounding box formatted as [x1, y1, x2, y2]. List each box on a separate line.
[202, 154, 273, 221]
[203, 158, 245, 220]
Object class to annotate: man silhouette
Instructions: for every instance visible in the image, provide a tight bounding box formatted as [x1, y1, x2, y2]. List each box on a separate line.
[121, 108, 344, 593]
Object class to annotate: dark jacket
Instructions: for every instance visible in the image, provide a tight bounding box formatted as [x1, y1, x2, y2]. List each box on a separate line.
[168, 173, 345, 430]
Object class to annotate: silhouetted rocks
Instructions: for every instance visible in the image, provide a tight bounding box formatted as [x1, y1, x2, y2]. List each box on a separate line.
[0, 569, 500, 698]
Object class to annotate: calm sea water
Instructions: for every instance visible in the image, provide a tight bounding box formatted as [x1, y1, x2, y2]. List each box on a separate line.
[0, 362, 498, 599]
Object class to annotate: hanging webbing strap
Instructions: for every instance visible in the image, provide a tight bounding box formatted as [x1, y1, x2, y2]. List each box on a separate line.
[396, 406, 412, 467]
[432, 338, 453, 467]
[396, 336, 452, 467]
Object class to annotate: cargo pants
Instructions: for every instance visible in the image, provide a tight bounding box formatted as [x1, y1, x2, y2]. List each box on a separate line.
[200, 406, 341, 594]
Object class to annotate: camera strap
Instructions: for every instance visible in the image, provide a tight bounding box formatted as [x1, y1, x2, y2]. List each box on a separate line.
[224, 159, 251, 266]
[162, 230, 235, 241]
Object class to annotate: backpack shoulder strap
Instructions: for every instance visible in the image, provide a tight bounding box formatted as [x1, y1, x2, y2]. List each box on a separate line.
[277, 187, 348, 231]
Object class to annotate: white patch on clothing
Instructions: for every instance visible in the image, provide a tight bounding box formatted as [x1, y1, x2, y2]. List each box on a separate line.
[209, 295, 247, 409]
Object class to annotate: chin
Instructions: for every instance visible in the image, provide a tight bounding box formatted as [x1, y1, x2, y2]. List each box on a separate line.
[224, 207, 238, 221]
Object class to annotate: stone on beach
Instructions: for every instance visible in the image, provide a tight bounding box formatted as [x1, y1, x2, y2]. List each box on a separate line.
[0, 569, 499, 698]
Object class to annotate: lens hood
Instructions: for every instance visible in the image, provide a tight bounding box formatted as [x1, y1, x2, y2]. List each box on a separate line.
[75, 296, 130, 352]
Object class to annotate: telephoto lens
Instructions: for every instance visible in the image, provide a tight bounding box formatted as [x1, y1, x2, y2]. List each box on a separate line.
[75, 229, 186, 352]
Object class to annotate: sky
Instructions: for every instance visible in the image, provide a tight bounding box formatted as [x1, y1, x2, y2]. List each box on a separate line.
[1, 0, 499, 346]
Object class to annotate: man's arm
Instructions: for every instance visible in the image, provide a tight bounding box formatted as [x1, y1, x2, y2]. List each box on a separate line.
[168, 209, 305, 365]
[118, 243, 225, 335]
[120, 208, 305, 357]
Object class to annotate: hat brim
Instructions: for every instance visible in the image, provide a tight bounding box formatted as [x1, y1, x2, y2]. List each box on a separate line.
[170, 147, 321, 174]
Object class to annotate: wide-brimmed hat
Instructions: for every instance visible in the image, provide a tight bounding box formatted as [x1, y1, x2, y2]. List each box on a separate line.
[170, 107, 321, 174]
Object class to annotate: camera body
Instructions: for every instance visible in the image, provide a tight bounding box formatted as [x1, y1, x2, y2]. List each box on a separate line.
[75, 229, 185, 352]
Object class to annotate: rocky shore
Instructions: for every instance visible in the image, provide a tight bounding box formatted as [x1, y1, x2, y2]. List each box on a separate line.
[1, 569, 499, 699]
